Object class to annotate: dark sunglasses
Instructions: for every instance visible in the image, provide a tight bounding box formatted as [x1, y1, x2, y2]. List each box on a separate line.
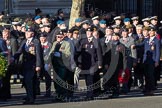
[57, 36, 63, 38]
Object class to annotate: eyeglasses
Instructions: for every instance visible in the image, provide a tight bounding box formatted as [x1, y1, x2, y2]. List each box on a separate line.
[57, 36, 63, 38]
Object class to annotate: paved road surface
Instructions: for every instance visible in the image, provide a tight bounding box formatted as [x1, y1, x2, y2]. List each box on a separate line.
[0, 80, 162, 108]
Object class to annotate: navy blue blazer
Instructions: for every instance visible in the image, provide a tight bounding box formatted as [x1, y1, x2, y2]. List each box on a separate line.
[14, 38, 43, 70]
[136, 37, 160, 64]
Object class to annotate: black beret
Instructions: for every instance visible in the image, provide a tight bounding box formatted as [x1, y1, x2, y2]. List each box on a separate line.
[39, 32, 48, 37]
[121, 28, 129, 32]
[56, 31, 64, 35]
[86, 27, 93, 32]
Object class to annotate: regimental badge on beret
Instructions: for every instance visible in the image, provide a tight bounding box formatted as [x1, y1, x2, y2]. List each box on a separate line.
[93, 27, 97, 31]
[26, 27, 35, 32]
[106, 26, 113, 30]
[87, 27, 93, 32]
[57, 31, 64, 35]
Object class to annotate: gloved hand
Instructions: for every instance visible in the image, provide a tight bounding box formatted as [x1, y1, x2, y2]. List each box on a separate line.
[54, 52, 61, 57]
[74, 67, 81, 86]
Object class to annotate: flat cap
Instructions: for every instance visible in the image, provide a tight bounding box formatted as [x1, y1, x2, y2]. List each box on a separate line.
[142, 26, 150, 31]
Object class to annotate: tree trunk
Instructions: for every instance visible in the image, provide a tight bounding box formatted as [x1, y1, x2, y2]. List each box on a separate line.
[69, 0, 85, 29]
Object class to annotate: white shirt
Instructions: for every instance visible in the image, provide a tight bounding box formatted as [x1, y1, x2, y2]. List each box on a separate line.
[26, 37, 33, 46]
[149, 36, 155, 44]
[105, 35, 112, 43]
[41, 41, 48, 46]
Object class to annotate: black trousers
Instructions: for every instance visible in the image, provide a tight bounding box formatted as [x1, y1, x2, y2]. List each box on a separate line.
[133, 62, 144, 87]
[93, 69, 101, 95]
[144, 63, 155, 92]
[154, 61, 161, 86]
[65, 69, 74, 97]
[44, 70, 52, 95]
[0, 69, 11, 100]
[85, 74, 94, 97]
[23, 69, 37, 101]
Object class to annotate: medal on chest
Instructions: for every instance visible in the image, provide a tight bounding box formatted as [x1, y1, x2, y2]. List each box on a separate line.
[59, 46, 65, 52]
[28, 42, 35, 55]
[149, 41, 155, 51]
[151, 45, 155, 51]
[84, 44, 88, 48]
[90, 45, 93, 48]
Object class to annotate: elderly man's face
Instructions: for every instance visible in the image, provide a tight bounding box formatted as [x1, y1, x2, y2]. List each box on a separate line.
[105, 28, 113, 35]
[2, 30, 10, 40]
[121, 31, 128, 38]
[56, 35, 64, 42]
[25, 31, 34, 39]
[86, 31, 92, 38]
[40, 36, 47, 44]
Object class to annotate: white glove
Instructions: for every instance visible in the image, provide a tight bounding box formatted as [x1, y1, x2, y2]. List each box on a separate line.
[54, 52, 61, 57]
